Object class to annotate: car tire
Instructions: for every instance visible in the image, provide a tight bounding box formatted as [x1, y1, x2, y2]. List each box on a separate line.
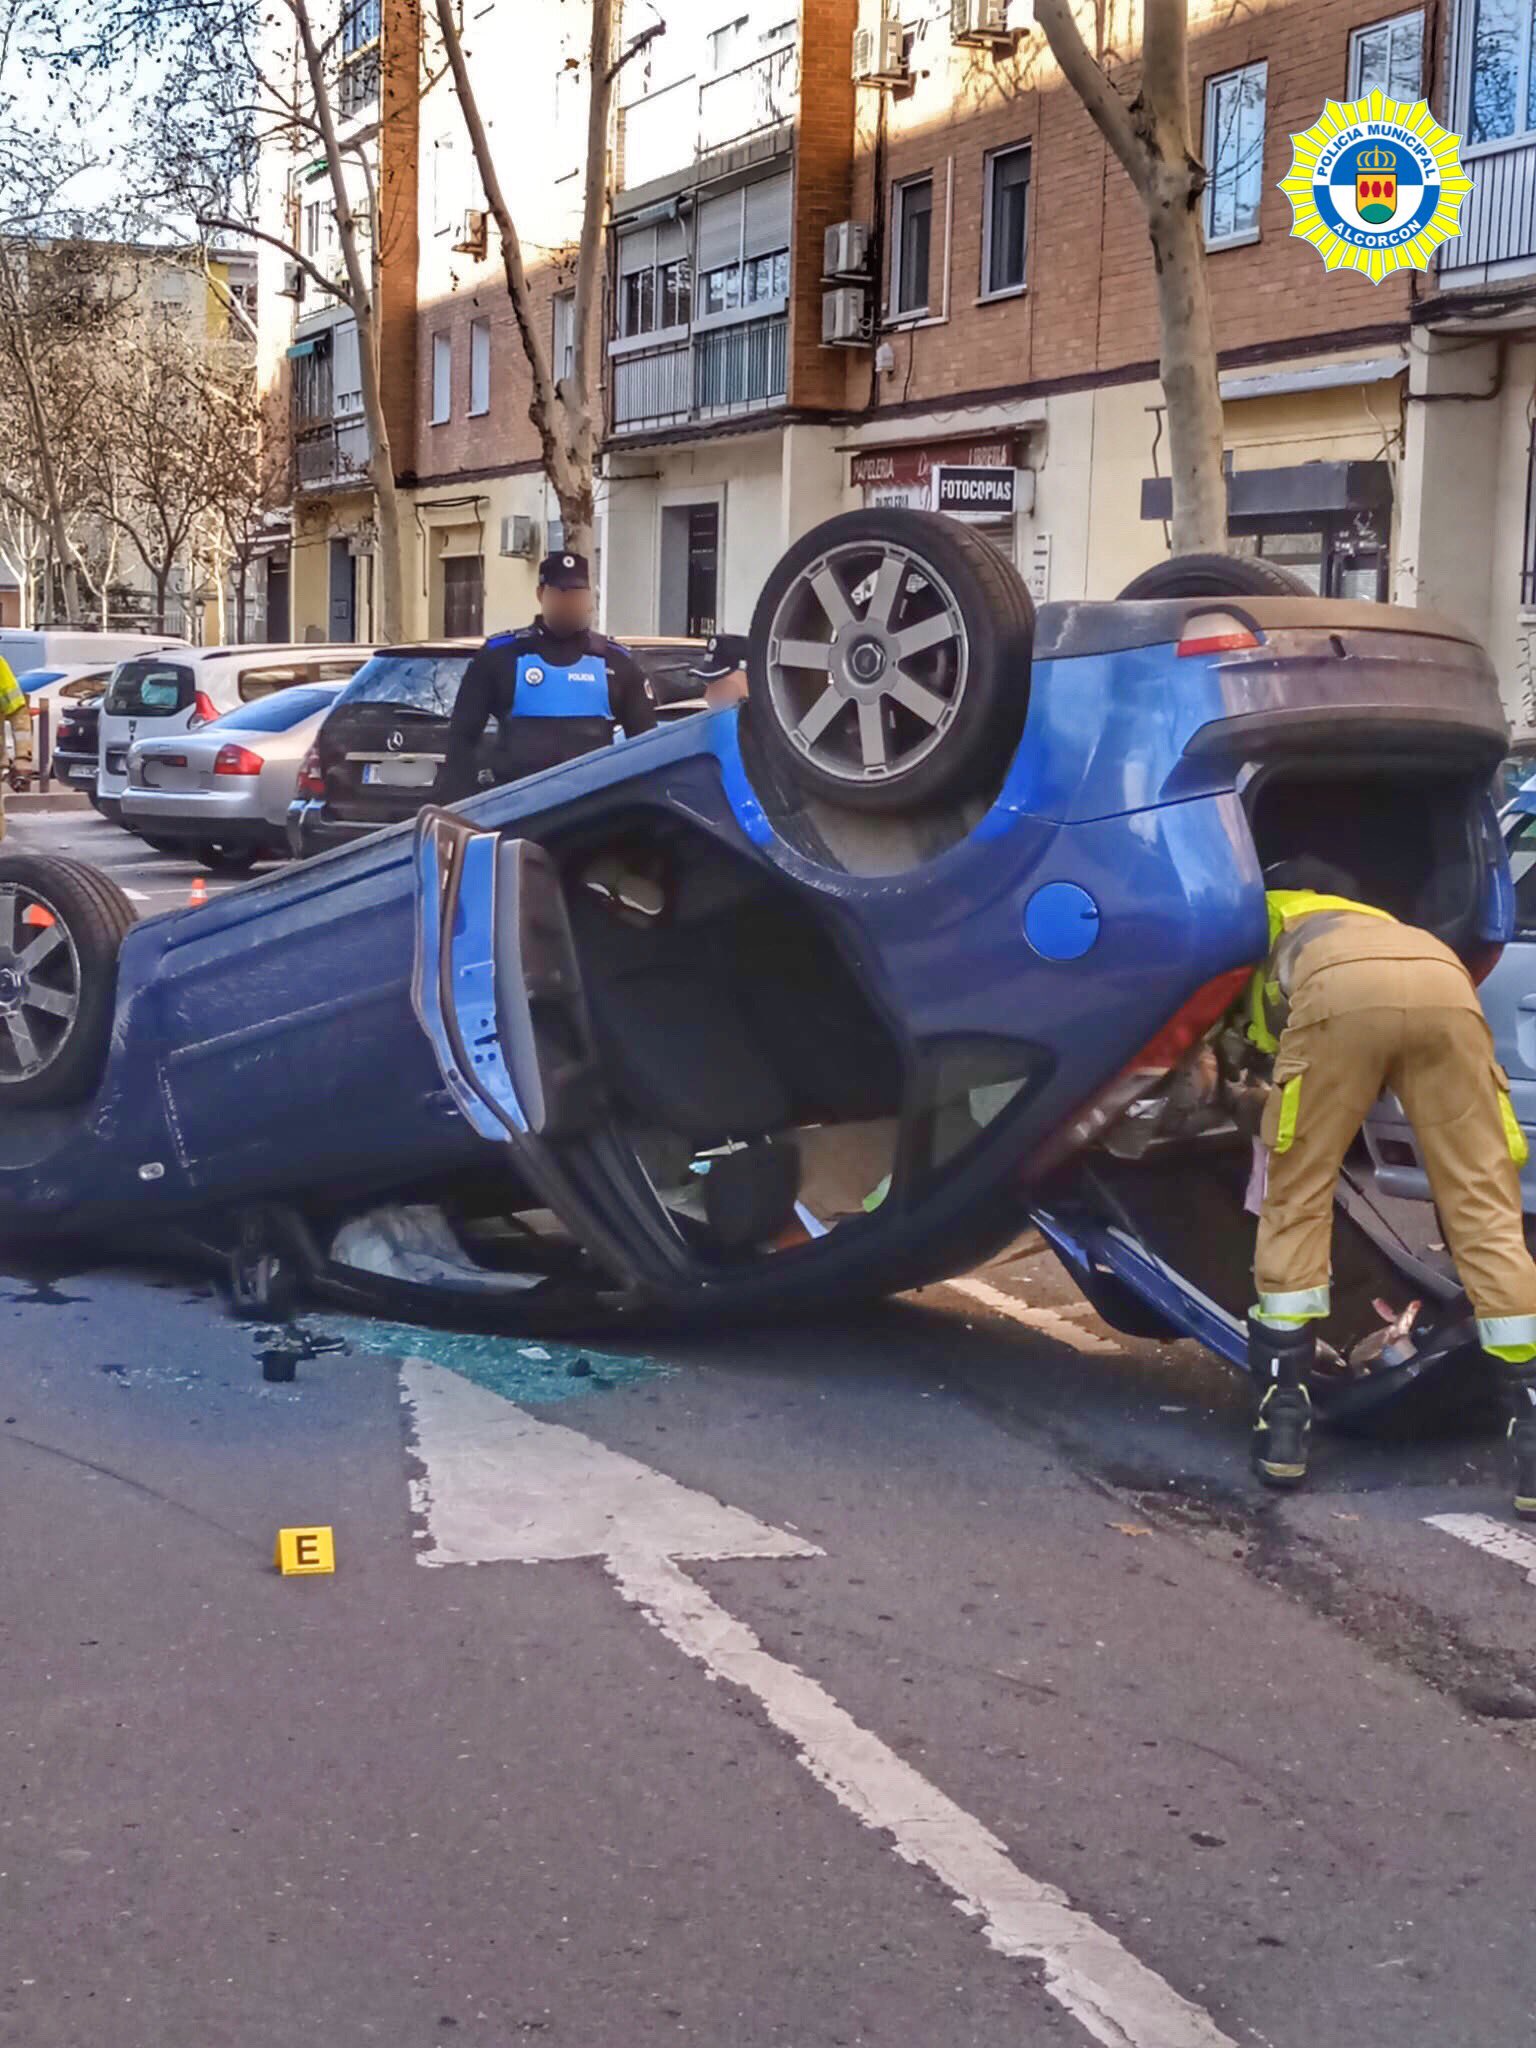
[197, 843, 259, 872]
[1116, 553, 1312, 600]
[747, 509, 1035, 813]
[0, 854, 135, 1107]
[94, 795, 123, 826]
[137, 833, 180, 854]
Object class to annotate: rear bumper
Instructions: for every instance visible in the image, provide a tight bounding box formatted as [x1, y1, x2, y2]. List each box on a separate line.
[287, 798, 381, 859]
[51, 750, 98, 788]
[123, 787, 278, 846]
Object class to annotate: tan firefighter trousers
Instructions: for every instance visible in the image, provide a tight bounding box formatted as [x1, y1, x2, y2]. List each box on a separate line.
[1254, 917, 1536, 1359]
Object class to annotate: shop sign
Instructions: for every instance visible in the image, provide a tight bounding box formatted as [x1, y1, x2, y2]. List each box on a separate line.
[933, 466, 1017, 515]
[850, 435, 1015, 492]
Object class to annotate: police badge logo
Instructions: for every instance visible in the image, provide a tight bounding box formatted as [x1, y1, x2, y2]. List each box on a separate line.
[1280, 90, 1471, 283]
[525, 665, 545, 686]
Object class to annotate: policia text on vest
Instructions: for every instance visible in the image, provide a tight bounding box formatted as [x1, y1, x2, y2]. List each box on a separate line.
[438, 621, 656, 802]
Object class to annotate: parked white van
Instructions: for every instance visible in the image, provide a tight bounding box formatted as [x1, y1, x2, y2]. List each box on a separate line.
[95, 645, 373, 821]
[0, 630, 186, 679]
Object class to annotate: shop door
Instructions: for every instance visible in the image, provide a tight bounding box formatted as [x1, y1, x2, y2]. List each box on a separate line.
[328, 538, 356, 642]
[685, 505, 719, 637]
[442, 556, 485, 639]
[265, 557, 290, 643]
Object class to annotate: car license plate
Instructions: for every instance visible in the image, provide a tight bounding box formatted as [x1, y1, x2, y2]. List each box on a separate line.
[65, 762, 94, 783]
[361, 759, 437, 789]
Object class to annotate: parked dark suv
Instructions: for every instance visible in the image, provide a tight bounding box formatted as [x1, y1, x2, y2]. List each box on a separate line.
[287, 636, 705, 857]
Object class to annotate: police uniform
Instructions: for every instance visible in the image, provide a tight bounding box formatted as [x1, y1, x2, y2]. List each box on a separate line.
[0, 658, 29, 840]
[438, 554, 656, 801]
[1243, 880, 1536, 1509]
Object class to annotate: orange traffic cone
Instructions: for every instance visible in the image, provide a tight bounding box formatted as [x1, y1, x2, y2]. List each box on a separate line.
[187, 873, 208, 909]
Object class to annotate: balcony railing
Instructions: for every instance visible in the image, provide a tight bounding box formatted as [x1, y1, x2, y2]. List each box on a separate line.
[1439, 136, 1536, 287]
[293, 414, 371, 491]
[619, 44, 798, 193]
[611, 313, 787, 433]
[698, 45, 798, 158]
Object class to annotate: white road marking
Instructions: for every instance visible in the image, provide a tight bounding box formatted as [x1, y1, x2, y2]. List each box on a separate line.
[123, 888, 151, 903]
[402, 1361, 1232, 2048]
[945, 1274, 1123, 1354]
[1424, 1512, 1536, 1586]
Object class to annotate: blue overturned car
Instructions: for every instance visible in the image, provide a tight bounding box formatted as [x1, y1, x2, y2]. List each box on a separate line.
[0, 512, 1513, 1425]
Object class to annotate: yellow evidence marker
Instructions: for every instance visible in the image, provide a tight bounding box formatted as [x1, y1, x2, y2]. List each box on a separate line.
[274, 1526, 336, 1576]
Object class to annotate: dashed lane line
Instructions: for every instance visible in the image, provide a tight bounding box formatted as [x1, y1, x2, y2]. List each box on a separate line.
[945, 1273, 1124, 1354]
[1424, 1512, 1536, 1586]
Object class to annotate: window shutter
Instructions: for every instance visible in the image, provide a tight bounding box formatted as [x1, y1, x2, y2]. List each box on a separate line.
[696, 191, 743, 274]
[617, 226, 657, 275]
[655, 215, 686, 265]
[742, 174, 791, 258]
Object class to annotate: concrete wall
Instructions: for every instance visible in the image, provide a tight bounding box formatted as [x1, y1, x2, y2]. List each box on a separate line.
[1398, 334, 1536, 727]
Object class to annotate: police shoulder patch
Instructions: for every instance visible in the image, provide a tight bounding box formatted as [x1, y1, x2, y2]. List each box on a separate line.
[485, 630, 517, 649]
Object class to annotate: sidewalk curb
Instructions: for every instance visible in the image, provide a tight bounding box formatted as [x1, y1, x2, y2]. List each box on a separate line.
[7, 790, 91, 813]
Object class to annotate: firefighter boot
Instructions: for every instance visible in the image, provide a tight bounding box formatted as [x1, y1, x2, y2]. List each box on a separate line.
[1501, 1363, 1536, 1522]
[1247, 1316, 1315, 1489]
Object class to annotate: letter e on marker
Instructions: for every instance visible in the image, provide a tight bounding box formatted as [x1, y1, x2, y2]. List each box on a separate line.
[275, 1526, 336, 1576]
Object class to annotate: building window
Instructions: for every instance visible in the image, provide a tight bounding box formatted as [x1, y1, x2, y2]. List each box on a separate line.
[982, 144, 1030, 297]
[619, 242, 691, 336]
[891, 173, 934, 318]
[709, 15, 748, 69]
[342, 0, 381, 53]
[660, 257, 692, 326]
[431, 331, 452, 423]
[553, 291, 575, 385]
[701, 263, 741, 315]
[1203, 62, 1268, 246]
[469, 316, 490, 416]
[1348, 10, 1424, 97]
[339, 0, 381, 115]
[1464, 0, 1536, 145]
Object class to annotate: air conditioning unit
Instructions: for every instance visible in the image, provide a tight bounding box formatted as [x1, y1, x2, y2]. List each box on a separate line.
[278, 262, 305, 301]
[453, 207, 489, 258]
[951, 0, 1014, 42]
[823, 220, 871, 280]
[822, 286, 872, 348]
[500, 514, 538, 559]
[852, 16, 906, 84]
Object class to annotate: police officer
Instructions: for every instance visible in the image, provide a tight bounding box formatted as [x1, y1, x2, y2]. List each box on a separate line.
[689, 632, 750, 712]
[1242, 856, 1536, 1514]
[438, 550, 656, 801]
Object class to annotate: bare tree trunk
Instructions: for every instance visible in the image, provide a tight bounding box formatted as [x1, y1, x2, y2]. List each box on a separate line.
[289, 0, 405, 640]
[1035, 0, 1226, 555]
[434, 0, 656, 559]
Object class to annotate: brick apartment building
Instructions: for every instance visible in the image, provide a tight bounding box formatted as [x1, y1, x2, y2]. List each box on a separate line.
[258, 0, 1536, 717]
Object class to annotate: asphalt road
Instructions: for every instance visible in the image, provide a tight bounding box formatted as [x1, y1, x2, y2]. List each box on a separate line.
[5, 808, 1536, 2048]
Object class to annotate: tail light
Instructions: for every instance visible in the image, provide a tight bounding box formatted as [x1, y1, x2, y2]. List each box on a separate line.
[213, 743, 263, 777]
[189, 691, 220, 727]
[1027, 966, 1256, 1180]
[295, 742, 325, 800]
[1177, 612, 1260, 657]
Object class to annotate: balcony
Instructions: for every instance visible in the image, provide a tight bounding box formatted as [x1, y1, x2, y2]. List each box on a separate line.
[611, 313, 787, 434]
[619, 45, 798, 195]
[1438, 136, 1536, 289]
[293, 414, 371, 492]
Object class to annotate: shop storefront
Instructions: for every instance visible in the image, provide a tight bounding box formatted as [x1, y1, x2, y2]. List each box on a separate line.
[850, 432, 1033, 563]
[1140, 460, 1393, 600]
